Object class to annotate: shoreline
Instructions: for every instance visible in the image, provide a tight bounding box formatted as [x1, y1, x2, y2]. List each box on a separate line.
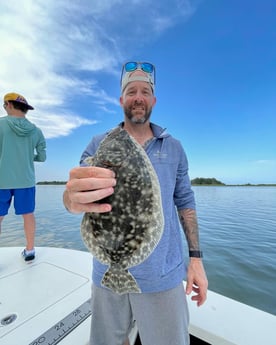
[36, 181, 276, 187]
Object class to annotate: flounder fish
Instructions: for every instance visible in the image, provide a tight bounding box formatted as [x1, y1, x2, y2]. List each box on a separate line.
[81, 127, 164, 294]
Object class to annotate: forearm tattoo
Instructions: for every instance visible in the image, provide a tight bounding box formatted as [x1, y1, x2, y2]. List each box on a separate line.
[178, 209, 200, 251]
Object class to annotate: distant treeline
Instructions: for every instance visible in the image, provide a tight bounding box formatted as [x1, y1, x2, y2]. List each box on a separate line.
[191, 178, 276, 186]
[191, 177, 225, 185]
[37, 179, 276, 187]
[37, 181, 66, 185]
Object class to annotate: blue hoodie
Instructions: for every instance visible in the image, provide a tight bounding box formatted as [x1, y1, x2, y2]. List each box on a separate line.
[0, 115, 46, 189]
[80, 123, 195, 293]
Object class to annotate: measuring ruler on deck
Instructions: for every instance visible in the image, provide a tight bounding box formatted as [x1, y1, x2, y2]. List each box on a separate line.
[29, 298, 91, 345]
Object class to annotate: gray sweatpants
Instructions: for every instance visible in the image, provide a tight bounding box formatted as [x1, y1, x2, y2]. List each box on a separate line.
[89, 283, 190, 345]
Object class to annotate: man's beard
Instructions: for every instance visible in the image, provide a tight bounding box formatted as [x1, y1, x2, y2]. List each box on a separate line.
[124, 105, 152, 124]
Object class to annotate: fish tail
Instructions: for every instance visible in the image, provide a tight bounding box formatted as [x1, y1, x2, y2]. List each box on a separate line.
[101, 266, 141, 294]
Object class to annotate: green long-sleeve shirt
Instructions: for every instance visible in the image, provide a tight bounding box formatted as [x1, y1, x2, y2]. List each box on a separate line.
[0, 115, 46, 189]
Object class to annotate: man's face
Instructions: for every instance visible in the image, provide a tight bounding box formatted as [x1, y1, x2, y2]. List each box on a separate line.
[120, 71, 156, 124]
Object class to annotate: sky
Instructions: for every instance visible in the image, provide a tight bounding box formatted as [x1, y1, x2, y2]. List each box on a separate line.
[0, 0, 275, 185]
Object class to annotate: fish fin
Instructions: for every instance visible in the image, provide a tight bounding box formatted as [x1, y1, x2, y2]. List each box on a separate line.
[101, 266, 141, 294]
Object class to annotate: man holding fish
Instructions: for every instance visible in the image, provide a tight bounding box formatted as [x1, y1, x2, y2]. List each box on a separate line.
[63, 61, 208, 345]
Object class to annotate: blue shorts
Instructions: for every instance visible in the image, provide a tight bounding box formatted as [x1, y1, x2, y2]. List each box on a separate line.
[0, 187, 36, 216]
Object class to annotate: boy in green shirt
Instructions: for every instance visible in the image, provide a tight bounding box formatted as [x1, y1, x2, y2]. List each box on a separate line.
[0, 93, 46, 261]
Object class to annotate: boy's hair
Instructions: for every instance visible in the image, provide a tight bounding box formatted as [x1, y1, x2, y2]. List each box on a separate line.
[10, 101, 29, 114]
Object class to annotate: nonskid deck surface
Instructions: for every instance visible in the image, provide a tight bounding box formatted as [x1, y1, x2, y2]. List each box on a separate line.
[0, 247, 93, 345]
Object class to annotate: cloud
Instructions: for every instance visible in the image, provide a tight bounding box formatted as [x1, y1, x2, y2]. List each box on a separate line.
[28, 112, 97, 139]
[0, 0, 195, 138]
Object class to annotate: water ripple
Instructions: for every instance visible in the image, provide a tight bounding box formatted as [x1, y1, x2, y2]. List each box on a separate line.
[1, 185, 275, 315]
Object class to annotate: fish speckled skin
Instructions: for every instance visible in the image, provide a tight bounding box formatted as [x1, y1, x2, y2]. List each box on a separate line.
[81, 127, 164, 294]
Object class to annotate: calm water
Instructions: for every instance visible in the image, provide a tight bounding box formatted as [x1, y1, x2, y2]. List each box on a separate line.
[1, 185, 275, 315]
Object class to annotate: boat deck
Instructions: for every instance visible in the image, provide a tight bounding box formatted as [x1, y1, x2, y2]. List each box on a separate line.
[1, 247, 275, 345]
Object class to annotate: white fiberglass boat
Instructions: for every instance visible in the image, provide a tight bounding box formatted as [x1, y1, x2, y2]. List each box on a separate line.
[0, 247, 275, 345]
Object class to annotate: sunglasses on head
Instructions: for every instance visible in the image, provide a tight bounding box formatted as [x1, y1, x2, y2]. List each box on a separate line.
[121, 61, 156, 87]
[124, 62, 155, 74]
